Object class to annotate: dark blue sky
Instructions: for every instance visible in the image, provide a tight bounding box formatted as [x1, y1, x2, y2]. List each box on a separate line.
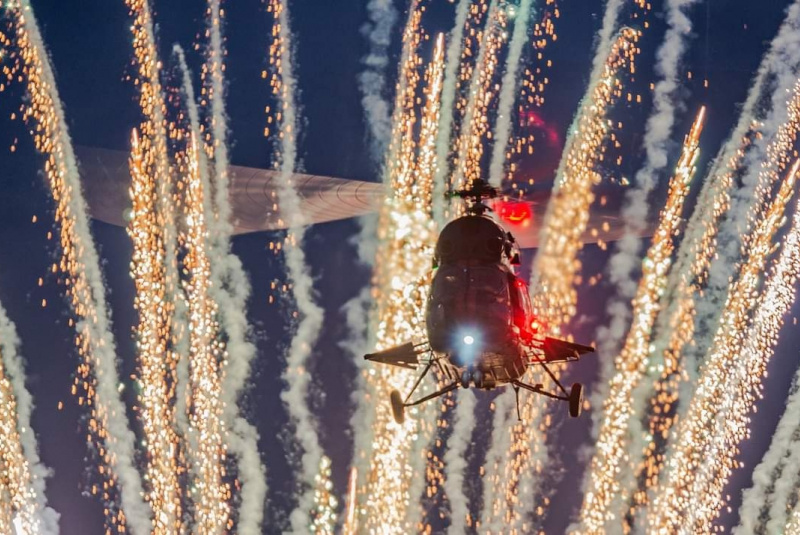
[1, 0, 799, 533]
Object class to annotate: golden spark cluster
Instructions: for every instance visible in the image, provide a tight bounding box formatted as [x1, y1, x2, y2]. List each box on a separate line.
[577, 106, 706, 533]
[355, 26, 445, 533]
[3, 2, 145, 531]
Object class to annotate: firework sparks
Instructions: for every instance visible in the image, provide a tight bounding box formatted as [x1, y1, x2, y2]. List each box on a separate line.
[479, 29, 639, 533]
[5, 1, 148, 531]
[127, 129, 184, 534]
[354, 31, 445, 533]
[648, 160, 800, 533]
[200, 3, 268, 531]
[265, 0, 336, 530]
[0, 302, 56, 534]
[576, 106, 705, 534]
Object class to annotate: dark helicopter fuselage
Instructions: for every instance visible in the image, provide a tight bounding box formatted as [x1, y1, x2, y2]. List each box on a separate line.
[425, 213, 537, 389]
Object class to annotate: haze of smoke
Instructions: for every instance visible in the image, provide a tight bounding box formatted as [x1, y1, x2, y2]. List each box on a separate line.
[432, 0, 471, 226]
[14, 3, 149, 531]
[0, 303, 59, 534]
[444, 389, 477, 534]
[478, 390, 516, 532]
[270, 3, 330, 531]
[359, 0, 398, 159]
[201, 3, 269, 530]
[488, 0, 535, 187]
[629, 0, 800, 463]
[596, 0, 700, 386]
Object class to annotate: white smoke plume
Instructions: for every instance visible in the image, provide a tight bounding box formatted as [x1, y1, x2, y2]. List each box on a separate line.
[735, 372, 800, 534]
[488, 0, 535, 187]
[269, 2, 331, 531]
[432, 0, 472, 226]
[201, 2, 269, 531]
[12, 2, 150, 532]
[597, 0, 700, 378]
[444, 389, 477, 534]
[478, 389, 516, 532]
[0, 302, 59, 534]
[359, 0, 398, 159]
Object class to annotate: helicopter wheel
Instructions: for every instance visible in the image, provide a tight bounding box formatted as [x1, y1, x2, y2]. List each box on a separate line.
[390, 389, 405, 424]
[568, 383, 584, 418]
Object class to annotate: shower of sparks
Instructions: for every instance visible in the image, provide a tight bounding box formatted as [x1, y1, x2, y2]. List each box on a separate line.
[265, 0, 336, 530]
[176, 133, 232, 534]
[199, 3, 268, 531]
[0, 303, 50, 535]
[576, 106, 705, 534]
[479, 28, 640, 533]
[356, 31, 445, 533]
[4, 2, 148, 532]
[648, 159, 800, 533]
[452, 0, 507, 192]
[127, 130, 184, 534]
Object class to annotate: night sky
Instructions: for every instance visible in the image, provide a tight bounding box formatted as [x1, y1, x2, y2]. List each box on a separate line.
[1, 0, 800, 533]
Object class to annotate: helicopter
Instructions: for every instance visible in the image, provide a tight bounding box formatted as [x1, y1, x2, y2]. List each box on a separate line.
[365, 178, 594, 424]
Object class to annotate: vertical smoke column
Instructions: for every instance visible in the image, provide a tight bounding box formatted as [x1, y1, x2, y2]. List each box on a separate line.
[201, 4, 268, 532]
[443, 389, 477, 534]
[575, 108, 705, 534]
[5, 2, 149, 532]
[487, 0, 534, 187]
[265, 0, 336, 531]
[481, 29, 639, 532]
[359, 0, 398, 158]
[598, 0, 700, 389]
[127, 130, 183, 534]
[648, 162, 800, 533]
[0, 301, 57, 534]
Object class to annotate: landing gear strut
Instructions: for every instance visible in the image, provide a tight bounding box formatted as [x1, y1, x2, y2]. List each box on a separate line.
[388, 356, 459, 425]
[512, 362, 585, 418]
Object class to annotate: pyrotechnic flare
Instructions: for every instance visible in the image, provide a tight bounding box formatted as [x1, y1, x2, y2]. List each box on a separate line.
[432, 0, 473, 226]
[125, 0, 233, 531]
[127, 129, 184, 534]
[648, 160, 800, 533]
[481, 28, 639, 532]
[353, 29, 445, 533]
[5, 1, 148, 531]
[488, 0, 535, 187]
[599, 0, 701, 389]
[177, 132, 232, 534]
[0, 301, 57, 534]
[452, 0, 507, 193]
[201, 3, 268, 531]
[576, 106, 705, 534]
[628, 2, 800, 519]
[265, 0, 336, 530]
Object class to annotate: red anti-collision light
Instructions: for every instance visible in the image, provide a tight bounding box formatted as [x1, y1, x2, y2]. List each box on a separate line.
[495, 200, 533, 228]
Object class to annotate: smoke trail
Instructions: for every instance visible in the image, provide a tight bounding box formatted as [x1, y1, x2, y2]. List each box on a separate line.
[736, 373, 800, 534]
[621, 4, 800, 517]
[488, 0, 535, 187]
[597, 0, 700, 382]
[432, 0, 472, 225]
[201, 3, 269, 530]
[648, 161, 799, 532]
[8, 2, 149, 532]
[266, 1, 335, 531]
[0, 302, 58, 534]
[359, 0, 398, 159]
[443, 389, 477, 534]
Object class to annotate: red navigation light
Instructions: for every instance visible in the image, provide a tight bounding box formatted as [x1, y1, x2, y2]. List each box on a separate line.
[495, 200, 533, 228]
